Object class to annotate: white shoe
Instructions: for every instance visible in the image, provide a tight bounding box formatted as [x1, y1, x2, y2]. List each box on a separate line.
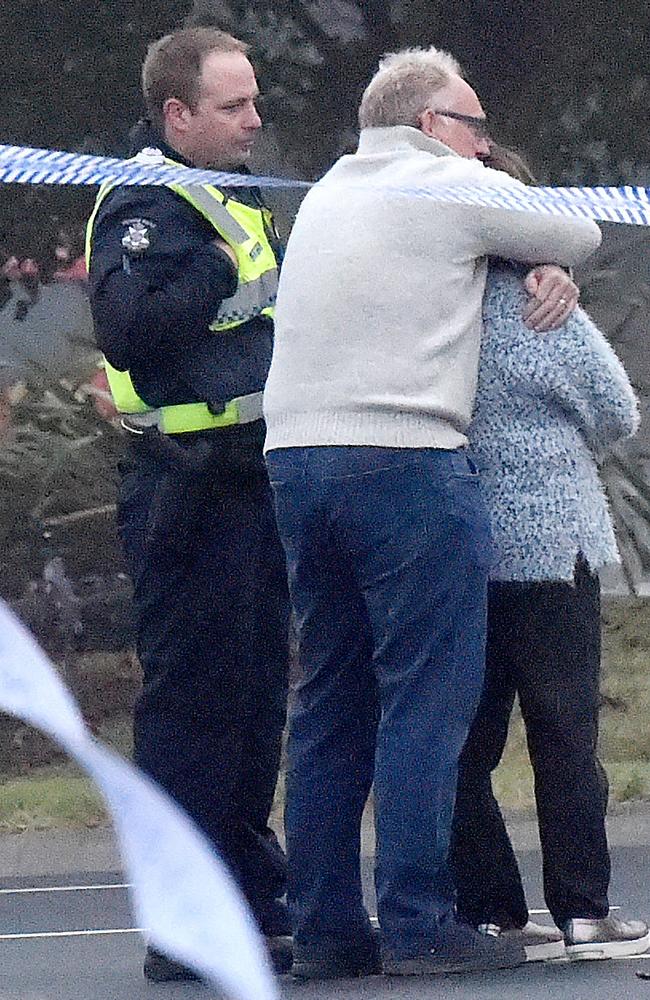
[479, 920, 565, 962]
[563, 913, 650, 960]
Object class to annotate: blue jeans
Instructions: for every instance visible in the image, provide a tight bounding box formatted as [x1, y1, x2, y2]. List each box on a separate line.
[266, 446, 492, 955]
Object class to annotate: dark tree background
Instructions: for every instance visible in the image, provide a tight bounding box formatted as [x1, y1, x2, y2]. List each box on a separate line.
[0, 0, 648, 248]
[188, 0, 650, 183]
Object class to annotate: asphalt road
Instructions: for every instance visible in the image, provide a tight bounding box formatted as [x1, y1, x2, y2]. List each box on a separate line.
[1, 843, 649, 1000]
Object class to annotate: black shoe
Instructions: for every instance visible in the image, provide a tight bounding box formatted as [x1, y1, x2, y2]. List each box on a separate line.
[253, 897, 293, 974]
[383, 919, 526, 976]
[291, 935, 381, 980]
[143, 936, 293, 982]
[143, 947, 201, 983]
[254, 897, 292, 938]
[267, 935, 294, 975]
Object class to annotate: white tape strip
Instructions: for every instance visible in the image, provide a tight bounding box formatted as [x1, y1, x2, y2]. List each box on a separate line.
[0, 600, 278, 1000]
[0, 141, 649, 225]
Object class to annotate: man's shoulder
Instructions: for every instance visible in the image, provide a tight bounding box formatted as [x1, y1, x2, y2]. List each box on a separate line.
[95, 182, 190, 222]
[414, 155, 523, 191]
[337, 149, 525, 198]
[91, 181, 214, 256]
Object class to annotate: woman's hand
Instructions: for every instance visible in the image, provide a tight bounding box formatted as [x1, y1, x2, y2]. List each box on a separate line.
[523, 265, 579, 332]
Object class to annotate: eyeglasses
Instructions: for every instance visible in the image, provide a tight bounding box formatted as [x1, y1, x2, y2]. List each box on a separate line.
[431, 110, 491, 138]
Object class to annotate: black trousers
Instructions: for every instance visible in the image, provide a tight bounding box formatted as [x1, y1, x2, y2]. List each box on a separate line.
[117, 427, 290, 922]
[451, 559, 610, 929]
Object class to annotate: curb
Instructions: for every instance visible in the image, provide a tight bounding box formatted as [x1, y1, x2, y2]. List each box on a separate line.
[0, 826, 121, 881]
[2, 802, 650, 882]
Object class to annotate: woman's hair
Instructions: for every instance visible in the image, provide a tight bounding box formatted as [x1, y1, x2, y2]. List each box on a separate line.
[484, 144, 538, 185]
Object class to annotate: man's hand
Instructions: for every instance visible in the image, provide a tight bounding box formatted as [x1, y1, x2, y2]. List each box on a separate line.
[523, 265, 579, 332]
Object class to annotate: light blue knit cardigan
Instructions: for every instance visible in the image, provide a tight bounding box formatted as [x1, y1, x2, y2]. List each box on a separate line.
[469, 263, 640, 582]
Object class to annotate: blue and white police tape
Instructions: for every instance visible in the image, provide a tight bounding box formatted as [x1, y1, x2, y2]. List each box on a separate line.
[1, 140, 650, 226]
[0, 142, 309, 190]
[0, 599, 278, 1000]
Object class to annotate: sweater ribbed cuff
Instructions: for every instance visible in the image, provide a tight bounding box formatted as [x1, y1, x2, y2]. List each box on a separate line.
[263, 410, 467, 452]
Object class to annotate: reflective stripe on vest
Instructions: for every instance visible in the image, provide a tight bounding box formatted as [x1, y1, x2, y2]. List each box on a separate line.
[180, 184, 249, 243]
[165, 176, 278, 332]
[121, 391, 264, 435]
[85, 152, 279, 430]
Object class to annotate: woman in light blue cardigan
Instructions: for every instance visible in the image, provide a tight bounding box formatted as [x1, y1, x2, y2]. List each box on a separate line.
[450, 147, 645, 962]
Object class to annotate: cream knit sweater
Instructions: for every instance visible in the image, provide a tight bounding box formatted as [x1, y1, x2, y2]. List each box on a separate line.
[264, 127, 602, 451]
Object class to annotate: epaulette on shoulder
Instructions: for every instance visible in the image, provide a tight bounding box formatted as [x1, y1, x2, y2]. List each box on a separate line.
[132, 147, 166, 166]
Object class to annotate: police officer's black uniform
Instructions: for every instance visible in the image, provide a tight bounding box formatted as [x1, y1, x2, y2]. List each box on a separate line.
[88, 124, 289, 941]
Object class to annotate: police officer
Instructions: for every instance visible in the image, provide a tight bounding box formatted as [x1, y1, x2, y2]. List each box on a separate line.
[87, 27, 290, 981]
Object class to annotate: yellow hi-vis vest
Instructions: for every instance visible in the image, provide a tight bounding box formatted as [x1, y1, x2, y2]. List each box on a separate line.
[85, 151, 279, 434]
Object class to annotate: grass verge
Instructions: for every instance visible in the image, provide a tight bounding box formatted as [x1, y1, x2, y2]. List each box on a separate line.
[0, 598, 649, 831]
[0, 770, 105, 833]
[0, 713, 132, 833]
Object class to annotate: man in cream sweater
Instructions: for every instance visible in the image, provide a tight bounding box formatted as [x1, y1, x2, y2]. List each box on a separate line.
[264, 46, 601, 980]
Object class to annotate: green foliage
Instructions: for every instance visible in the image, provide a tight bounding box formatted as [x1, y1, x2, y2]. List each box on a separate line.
[615, 767, 647, 803]
[1, 1, 647, 185]
[0, 379, 123, 598]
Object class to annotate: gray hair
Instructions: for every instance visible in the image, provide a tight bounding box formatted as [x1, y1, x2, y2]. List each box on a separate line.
[359, 46, 463, 130]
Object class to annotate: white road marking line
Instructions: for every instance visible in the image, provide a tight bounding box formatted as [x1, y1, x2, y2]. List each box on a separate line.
[0, 924, 647, 965]
[0, 883, 131, 896]
[0, 891, 637, 956]
[529, 906, 621, 916]
[0, 887, 624, 912]
[0, 927, 144, 941]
